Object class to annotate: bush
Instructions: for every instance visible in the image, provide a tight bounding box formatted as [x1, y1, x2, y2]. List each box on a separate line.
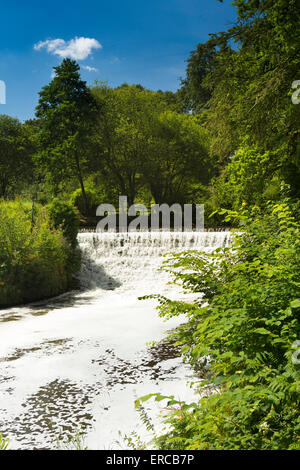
[143, 200, 300, 450]
[69, 187, 100, 217]
[48, 198, 80, 248]
[0, 199, 80, 308]
[212, 145, 281, 211]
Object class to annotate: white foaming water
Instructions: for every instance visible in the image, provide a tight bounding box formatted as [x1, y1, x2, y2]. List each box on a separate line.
[0, 231, 230, 450]
[78, 231, 231, 293]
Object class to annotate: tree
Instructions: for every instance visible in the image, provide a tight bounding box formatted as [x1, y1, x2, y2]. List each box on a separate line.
[141, 111, 213, 205]
[0, 115, 33, 198]
[178, 37, 231, 113]
[91, 83, 215, 207]
[91, 83, 169, 206]
[35, 59, 99, 213]
[179, 0, 300, 200]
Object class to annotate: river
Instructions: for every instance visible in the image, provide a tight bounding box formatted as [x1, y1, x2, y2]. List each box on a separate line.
[0, 231, 230, 449]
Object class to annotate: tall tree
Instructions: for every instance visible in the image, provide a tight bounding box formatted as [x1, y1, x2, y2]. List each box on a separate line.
[0, 115, 33, 198]
[35, 59, 99, 212]
[141, 111, 213, 205]
[92, 83, 168, 206]
[180, 0, 300, 198]
[178, 37, 231, 114]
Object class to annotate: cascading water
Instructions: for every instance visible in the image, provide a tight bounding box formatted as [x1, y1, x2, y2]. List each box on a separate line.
[0, 231, 230, 449]
[78, 231, 231, 292]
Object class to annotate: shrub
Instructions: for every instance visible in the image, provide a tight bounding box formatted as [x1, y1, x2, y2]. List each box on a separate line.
[142, 200, 300, 450]
[212, 145, 280, 211]
[48, 198, 80, 248]
[0, 199, 80, 308]
[69, 187, 100, 217]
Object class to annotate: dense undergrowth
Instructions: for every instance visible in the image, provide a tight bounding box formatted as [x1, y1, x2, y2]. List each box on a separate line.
[0, 199, 80, 308]
[138, 200, 300, 450]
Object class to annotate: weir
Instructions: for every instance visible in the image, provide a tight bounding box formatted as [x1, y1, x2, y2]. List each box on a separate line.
[78, 231, 231, 291]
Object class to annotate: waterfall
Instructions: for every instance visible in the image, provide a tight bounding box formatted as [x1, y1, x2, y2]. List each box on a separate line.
[77, 231, 231, 292]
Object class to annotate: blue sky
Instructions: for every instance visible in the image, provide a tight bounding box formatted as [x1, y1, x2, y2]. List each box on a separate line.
[0, 0, 237, 121]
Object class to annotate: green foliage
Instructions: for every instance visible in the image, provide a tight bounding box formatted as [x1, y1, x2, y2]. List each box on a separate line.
[1, 1, 299, 222]
[35, 59, 99, 212]
[0, 433, 9, 450]
[211, 145, 283, 209]
[144, 201, 300, 450]
[0, 199, 80, 307]
[48, 198, 80, 247]
[91, 82, 214, 206]
[142, 111, 213, 205]
[117, 430, 147, 451]
[178, 36, 231, 113]
[91, 82, 170, 205]
[69, 186, 100, 217]
[116, 401, 157, 450]
[0, 115, 34, 198]
[56, 430, 87, 450]
[181, 0, 300, 199]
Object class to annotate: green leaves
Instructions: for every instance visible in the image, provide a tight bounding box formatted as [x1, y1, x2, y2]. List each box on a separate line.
[254, 328, 275, 336]
[148, 201, 300, 450]
[35, 58, 99, 205]
[0, 115, 34, 198]
[291, 299, 300, 310]
[135, 393, 175, 408]
[0, 199, 80, 307]
[0, 433, 9, 451]
[181, 0, 300, 203]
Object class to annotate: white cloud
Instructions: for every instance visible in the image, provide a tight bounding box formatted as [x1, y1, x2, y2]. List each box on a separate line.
[81, 65, 98, 72]
[34, 37, 102, 60]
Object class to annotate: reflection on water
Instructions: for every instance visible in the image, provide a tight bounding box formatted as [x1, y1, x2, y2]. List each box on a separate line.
[0, 337, 185, 449]
[0, 338, 73, 363]
[2, 379, 94, 449]
[0, 313, 24, 323]
[92, 339, 181, 386]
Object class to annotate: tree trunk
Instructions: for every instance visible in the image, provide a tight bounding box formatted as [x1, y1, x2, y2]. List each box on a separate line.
[74, 153, 88, 215]
[0, 180, 8, 199]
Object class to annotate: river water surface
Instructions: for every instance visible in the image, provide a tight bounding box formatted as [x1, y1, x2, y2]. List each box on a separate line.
[0, 231, 230, 449]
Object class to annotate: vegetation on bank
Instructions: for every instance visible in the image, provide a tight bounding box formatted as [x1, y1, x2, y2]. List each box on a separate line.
[0, 199, 80, 308]
[137, 200, 300, 450]
[131, 0, 300, 450]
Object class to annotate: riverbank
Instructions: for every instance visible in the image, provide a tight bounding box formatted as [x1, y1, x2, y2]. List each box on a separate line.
[0, 199, 80, 309]
[147, 202, 300, 450]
